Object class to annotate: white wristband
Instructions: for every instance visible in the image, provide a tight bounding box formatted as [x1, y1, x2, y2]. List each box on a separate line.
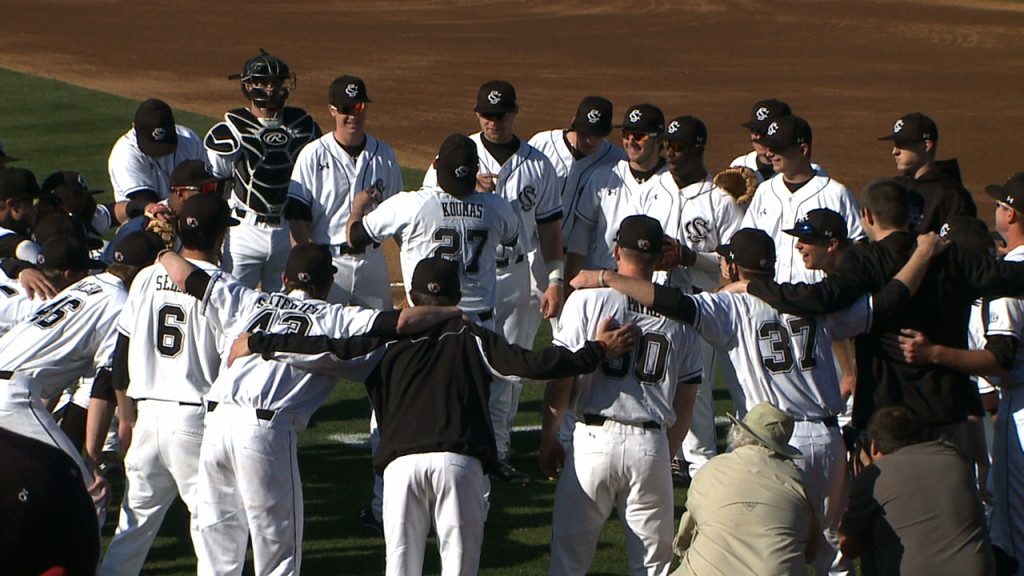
[547, 260, 565, 286]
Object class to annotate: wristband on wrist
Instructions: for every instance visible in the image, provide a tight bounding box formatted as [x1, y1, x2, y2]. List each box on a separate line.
[547, 260, 565, 286]
[599, 269, 607, 288]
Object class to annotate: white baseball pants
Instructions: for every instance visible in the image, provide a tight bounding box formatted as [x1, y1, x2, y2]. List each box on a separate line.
[790, 421, 851, 576]
[491, 259, 536, 460]
[221, 217, 291, 292]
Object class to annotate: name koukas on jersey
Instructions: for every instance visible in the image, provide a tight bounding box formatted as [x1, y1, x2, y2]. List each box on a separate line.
[441, 202, 485, 219]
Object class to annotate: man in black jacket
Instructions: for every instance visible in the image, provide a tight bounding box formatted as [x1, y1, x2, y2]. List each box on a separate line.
[229, 256, 639, 576]
[748, 178, 1024, 450]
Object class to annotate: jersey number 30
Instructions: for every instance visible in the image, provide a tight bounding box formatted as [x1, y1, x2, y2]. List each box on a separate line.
[600, 332, 670, 385]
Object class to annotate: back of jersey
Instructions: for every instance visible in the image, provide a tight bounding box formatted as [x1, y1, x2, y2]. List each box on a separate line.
[554, 288, 701, 427]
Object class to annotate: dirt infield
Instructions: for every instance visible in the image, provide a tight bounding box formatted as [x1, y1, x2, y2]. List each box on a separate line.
[3, 0, 1023, 215]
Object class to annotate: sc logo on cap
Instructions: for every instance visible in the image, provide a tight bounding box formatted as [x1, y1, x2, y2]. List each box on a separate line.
[667, 121, 680, 134]
[628, 109, 643, 123]
[152, 127, 167, 141]
[345, 84, 359, 98]
[893, 119, 904, 133]
[766, 122, 779, 136]
[454, 166, 471, 178]
[756, 106, 770, 121]
[587, 109, 601, 124]
[487, 91, 502, 105]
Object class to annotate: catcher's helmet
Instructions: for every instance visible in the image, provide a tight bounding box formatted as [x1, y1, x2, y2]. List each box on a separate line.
[236, 49, 295, 108]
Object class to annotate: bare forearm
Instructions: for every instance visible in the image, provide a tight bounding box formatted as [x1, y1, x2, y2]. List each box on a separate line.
[158, 250, 197, 290]
[289, 219, 311, 246]
[542, 377, 574, 441]
[930, 347, 1008, 378]
[538, 221, 564, 264]
[85, 397, 116, 465]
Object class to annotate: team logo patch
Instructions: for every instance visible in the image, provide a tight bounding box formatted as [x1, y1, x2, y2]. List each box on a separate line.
[685, 218, 711, 244]
[939, 223, 951, 238]
[151, 127, 167, 141]
[345, 83, 359, 98]
[427, 282, 441, 294]
[186, 216, 199, 228]
[487, 90, 502, 105]
[667, 120, 680, 134]
[766, 122, 779, 136]
[518, 186, 537, 212]
[373, 178, 386, 194]
[454, 166, 471, 178]
[637, 239, 651, 251]
[893, 119, 904, 133]
[297, 271, 311, 282]
[76, 174, 88, 188]
[990, 310, 1001, 324]
[114, 251, 125, 263]
[628, 109, 643, 124]
[37, 254, 46, 265]
[755, 106, 770, 121]
[587, 109, 601, 124]
[262, 131, 288, 145]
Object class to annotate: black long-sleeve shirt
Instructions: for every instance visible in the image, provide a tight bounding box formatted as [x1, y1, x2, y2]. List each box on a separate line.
[248, 317, 608, 474]
[748, 231, 1024, 426]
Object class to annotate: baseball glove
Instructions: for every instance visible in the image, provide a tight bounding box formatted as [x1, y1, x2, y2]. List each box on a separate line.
[714, 167, 758, 206]
[144, 204, 178, 249]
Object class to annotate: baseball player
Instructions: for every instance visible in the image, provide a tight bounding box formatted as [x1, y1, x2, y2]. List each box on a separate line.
[205, 50, 321, 291]
[423, 81, 565, 482]
[879, 112, 976, 234]
[641, 115, 746, 478]
[0, 167, 44, 263]
[38, 171, 115, 250]
[153, 244, 459, 576]
[543, 215, 702, 576]
[98, 194, 239, 575]
[528, 96, 626, 249]
[108, 99, 206, 222]
[739, 115, 864, 284]
[288, 75, 402, 309]
[574, 227, 942, 576]
[0, 231, 164, 513]
[566, 103, 668, 282]
[729, 98, 826, 184]
[227, 256, 638, 576]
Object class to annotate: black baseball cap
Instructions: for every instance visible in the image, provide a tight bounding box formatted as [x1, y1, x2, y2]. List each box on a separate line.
[110, 230, 165, 266]
[783, 208, 848, 242]
[329, 75, 372, 107]
[0, 167, 41, 202]
[716, 228, 776, 273]
[742, 98, 792, 133]
[0, 140, 20, 165]
[285, 243, 338, 287]
[619, 103, 665, 134]
[878, 113, 938, 146]
[410, 256, 462, 301]
[758, 115, 812, 150]
[571, 96, 613, 137]
[615, 215, 664, 254]
[177, 195, 239, 234]
[664, 115, 707, 147]
[40, 171, 103, 214]
[474, 80, 517, 114]
[435, 134, 479, 197]
[37, 236, 105, 272]
[985, 172, 1024, 213]
[33, 213, 101, 251]
[134, 98, 179, 158]
[170, 160, 225, 189]
[940, 216, 995, 256]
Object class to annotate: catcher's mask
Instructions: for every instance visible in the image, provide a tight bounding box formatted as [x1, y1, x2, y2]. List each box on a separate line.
[234, 49, 296, 109]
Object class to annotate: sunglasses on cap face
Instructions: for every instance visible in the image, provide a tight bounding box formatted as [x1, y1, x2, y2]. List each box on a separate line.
[333, 102, 368, 115]
[174, 182, 220, 195]
[622, 131, 658, 143]
[479, 111, 510, 122]
[662, 141, 692, 154]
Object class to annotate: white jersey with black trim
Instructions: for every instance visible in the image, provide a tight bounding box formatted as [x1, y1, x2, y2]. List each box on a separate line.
[553, 287, 702, 427]
[570, 159, 668, 270]
[729, 151, 828, 184]
[690, 291, 872, 419]
[527, 130, 625, 242]
[980, 246, 1024, 387]
[740, 172, 864, 284]
[0, 277, 46, 336]
[643, 172, 746, 293]
[288, 132, 403, 245]
[108, 126, 206, 201]
[968, 299, 998, 396]
[118, 259, 227, 404]
[0, 272, 126, 398]
[361, 186, 520, 314]
[197, 277, 381, 427]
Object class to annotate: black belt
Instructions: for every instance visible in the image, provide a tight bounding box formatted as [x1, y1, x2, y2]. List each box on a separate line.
[583, 413, 660, 430]
[496, 254, 525, 268]
[0, 370, 13, 380]
[335, 242, 380, 256]
[803, 415, 839, 428]
[477, 309, 494, 322]
[138, 399, 202, 407]
[207, 401, 275, 422]
[234, 208, 282, 226]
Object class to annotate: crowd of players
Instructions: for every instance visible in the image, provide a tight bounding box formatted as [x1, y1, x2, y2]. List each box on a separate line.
[1, 48, 1022, 576]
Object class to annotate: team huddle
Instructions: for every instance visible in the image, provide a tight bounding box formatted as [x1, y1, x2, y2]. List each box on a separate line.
[1, 48, 1023, 576]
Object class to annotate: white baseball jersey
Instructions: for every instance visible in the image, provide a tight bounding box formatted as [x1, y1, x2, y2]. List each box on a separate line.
[108, 126, 206, 201]
[968, 299, 998, 396]
[424, 134, 561, 260]
[361, 186, 520, 314]
[643, 172, 746, 293]
[0, 277, 45, 336]
[0, 272, 126, 398]
[288, 132, 403, 246]
[729, 151, 828, 184]
[197, 277, 381, 427]
[740, 172, 864, 284]
[980, 246, 1024, 387]
[117, 259, 226, 403]
[570, 159, 669, 270]
[553, 288, 702, 427]
[527, 129, 625, 242]
[0, 226, 41, 264]
[690, 291, 872, 419]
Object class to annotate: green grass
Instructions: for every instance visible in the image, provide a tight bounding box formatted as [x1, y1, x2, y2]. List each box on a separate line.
[1, 66, 739, 574]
